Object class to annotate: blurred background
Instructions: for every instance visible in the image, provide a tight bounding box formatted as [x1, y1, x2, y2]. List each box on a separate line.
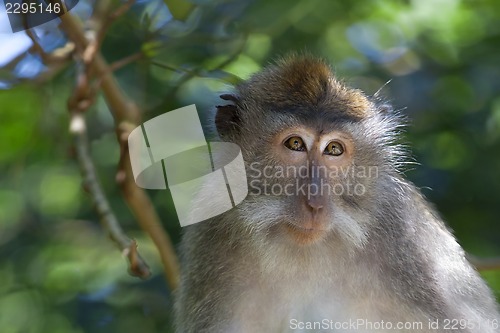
[1, 0, 500, 332]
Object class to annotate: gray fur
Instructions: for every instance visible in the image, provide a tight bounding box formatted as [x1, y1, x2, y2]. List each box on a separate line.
[174, 56, 499, 332]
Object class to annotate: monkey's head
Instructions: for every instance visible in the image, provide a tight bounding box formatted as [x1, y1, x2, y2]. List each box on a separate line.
[215, 55, 404, 248]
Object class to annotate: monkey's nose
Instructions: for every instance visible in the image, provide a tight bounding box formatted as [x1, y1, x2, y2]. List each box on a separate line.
[307, 197, 324, 211]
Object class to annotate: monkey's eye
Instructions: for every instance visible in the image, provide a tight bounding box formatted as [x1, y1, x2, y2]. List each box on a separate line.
[284, 136, 306, 151]
[324, 141, 344, 156]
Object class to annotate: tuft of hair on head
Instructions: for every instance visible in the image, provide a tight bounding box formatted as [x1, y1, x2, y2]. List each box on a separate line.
[273, 54, 333, 106]
[214, 54, 386, 140]
[238, 54, 372, 119]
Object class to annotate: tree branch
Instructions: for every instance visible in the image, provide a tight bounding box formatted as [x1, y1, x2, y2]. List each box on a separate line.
[70, 113, 151, 279]
[23, 12, 74, 64]
[57, 1, 180, 289]
[83, 0, 137, 64]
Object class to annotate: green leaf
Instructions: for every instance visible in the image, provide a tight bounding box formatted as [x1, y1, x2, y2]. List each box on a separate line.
[163, 0, 195, 21]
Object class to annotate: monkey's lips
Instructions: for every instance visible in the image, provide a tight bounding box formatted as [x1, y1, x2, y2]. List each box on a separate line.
[283, 222, 327, 245]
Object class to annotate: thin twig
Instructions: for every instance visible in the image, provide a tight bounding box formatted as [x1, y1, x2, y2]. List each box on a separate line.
[84, 52, 144, 100]
[151, 60, 198, 75]
[151, 60, 241, 85]
[110, 0, 137, 21]
[84, 0, 137, 64]
[109, 52, 144, 73]
[151, 34, 247, 93]
[57, 0, 180, 289]
[24, 22, 74, 64]
[70, 113, 151, 279]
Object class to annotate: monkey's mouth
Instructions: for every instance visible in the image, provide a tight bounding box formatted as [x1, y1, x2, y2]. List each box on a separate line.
[282, 222, 327, 245]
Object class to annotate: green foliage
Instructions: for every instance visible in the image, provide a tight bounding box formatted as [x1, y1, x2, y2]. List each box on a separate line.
[1, 0, 500, 332]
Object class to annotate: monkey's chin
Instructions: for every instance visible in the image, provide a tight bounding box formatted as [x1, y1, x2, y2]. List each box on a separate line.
[282, 223, 327, 245]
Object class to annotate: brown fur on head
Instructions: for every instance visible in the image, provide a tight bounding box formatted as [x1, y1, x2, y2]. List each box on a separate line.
[215, 55, 377, 141]
[251, 56, 334, 106]
[247, 55, 370, 114]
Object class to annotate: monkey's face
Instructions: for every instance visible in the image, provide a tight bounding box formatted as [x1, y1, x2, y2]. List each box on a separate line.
[263, 127, 356, 245]
[214, 56, 401, 248]
[235, 118, 381, 248]
[215, 109, 391, 249]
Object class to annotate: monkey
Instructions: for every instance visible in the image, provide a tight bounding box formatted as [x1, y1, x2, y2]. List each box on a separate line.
[174, 55, 500, 332]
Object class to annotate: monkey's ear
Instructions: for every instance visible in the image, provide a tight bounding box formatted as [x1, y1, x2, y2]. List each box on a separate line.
[215, 94, 241, 138]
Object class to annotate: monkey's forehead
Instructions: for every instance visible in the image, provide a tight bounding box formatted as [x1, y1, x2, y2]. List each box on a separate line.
[237, 55, 373, 119]
[247, 106, 365, 136]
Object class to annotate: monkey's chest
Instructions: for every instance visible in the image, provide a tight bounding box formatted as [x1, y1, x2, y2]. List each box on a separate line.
[230, 282, 386, 333]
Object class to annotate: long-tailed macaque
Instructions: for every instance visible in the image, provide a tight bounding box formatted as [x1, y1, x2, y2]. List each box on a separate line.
[174, 55, 500, 333]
